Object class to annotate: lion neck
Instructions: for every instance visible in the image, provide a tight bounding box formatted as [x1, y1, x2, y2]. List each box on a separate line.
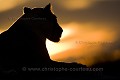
[8, 19, 51, 62]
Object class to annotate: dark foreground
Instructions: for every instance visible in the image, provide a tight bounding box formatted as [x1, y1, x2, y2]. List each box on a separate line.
[1, 60, 120, 80]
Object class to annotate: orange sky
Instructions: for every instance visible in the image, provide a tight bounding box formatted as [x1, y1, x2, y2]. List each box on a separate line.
[47, 22, 118, 66]
[0, 0, 120, 66]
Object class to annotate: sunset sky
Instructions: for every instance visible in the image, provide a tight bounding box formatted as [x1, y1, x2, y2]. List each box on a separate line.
[0, 0, 120, 66]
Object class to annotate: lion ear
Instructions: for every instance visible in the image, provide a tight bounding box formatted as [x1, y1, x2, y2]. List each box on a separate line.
[44, 3, 51, 11]
[24, 7, 32, 14]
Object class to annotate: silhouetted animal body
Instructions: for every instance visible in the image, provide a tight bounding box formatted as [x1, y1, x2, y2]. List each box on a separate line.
[0, 4, 63, 72]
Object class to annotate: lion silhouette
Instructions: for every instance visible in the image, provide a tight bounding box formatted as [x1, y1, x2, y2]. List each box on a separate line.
[0, 4, 96, 80]
[0, 4, 63, 73]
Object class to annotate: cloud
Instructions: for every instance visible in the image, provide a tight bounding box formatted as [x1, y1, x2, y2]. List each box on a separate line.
[53, 0, 120, 25]
[51, 40, 120, 66]
[50, 22, 120, 66]
[0, 0, 26, 12]
[53, 0, 96, 10]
